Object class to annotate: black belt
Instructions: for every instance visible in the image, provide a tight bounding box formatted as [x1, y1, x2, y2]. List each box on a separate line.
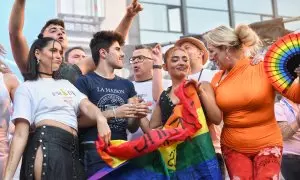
[283, 154, 300, 160]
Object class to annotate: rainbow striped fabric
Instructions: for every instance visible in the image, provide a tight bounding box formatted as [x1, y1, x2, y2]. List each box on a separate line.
[93, 82, 222, 180]
[264, 33, 300, 93]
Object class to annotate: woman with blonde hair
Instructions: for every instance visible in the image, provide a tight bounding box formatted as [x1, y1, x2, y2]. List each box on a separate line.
[204, 25, 300, 179]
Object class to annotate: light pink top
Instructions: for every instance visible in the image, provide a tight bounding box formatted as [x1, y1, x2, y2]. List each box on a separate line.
[0, 72, 11, 134]
[275, 98, 300, 155]
[0, 72, 11, 177]
[208, 123, 222, 154]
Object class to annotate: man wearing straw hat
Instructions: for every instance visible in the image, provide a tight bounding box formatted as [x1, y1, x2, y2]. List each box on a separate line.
[175, 37, 226, 178]
[175, 37, 218, 82]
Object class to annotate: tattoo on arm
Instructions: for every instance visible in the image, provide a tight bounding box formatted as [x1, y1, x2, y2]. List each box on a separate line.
[278, 121, 297, 140]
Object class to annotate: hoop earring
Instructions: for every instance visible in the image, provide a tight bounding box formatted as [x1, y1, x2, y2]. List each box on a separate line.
[37, 59, 40, 64]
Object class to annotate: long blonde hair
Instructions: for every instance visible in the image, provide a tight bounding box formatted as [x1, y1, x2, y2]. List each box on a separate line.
[204, 24, 262, 56]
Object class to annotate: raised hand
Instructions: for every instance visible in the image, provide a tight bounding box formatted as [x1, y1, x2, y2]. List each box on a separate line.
[151, 44, 163, 65]
[185, 79, 208, 95]
[250, 53, 264, 65]
[126, 0, 143, 17]
[0, 44, 6, 57]
[185, 79, 200, 89]
[0, 62, 12, 74]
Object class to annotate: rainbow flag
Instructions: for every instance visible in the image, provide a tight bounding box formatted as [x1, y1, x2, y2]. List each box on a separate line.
[93, 82, 222, 180]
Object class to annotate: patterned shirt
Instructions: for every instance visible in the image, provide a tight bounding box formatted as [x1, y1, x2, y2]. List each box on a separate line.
[275, 98, 300, 155]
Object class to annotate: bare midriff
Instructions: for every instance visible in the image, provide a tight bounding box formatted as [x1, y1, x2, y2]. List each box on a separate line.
[36, 119, 77, 136]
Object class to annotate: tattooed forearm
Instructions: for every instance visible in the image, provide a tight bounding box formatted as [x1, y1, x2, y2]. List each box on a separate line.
[278, 121, 298, 140]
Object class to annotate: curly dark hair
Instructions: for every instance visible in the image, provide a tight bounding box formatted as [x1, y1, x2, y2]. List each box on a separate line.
[38, 19, 65, 39]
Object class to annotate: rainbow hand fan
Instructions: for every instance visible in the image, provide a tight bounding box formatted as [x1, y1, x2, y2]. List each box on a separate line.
[264, 33, 300, 93]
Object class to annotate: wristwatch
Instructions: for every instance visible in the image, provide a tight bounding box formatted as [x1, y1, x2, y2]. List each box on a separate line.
[153, 64, 162, 69]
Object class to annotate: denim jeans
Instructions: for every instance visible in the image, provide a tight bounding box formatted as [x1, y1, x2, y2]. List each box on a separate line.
[81, 143, 107, 178]
[216, 153, 226, 179]
[281, 154, 300, 180]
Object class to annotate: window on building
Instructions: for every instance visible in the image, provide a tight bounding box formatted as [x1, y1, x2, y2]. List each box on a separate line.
[139, 3, 168, 31]
[140, 0, 181, 6]
[233, 0, 273, 15]
[60, 0, 72, 14]
[139, 1, 183, 44]
[235, 13, 261, 25]
[140, 30, 182, 44]
[139, 3, 182, 32]
[58, 0, 104, 17]
[187, 8, 230, 34]
[57, 0, 105, 34]
[186, 0, 228, 10]
[184, 0, 229, 34]
[277, 0, 300, 17]
[168, 7, 182, 32]
[284, 21, 300, 31]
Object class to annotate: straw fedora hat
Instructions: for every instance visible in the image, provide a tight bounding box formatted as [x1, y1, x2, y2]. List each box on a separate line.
[175, 37, 209, 65]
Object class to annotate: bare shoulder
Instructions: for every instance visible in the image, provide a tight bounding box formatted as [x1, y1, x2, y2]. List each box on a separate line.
[3, 73, 20, 88]
[4, 73, 19, 81]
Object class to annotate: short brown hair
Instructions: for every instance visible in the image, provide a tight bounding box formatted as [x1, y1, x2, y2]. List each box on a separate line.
[135, 43, 158, 50]
[65, 46, 86, 62]
[38, 19, 65, 39]
[89, 31, 125, 66]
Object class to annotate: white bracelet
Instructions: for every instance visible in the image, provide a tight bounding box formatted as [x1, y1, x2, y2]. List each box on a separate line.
[112, 107, 117, 119]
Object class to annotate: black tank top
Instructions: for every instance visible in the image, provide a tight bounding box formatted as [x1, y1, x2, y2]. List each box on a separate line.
[158, 87, 175, 125]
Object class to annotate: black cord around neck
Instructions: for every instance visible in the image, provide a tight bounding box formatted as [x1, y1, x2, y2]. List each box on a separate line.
[38, 71, 53, 76]
[136, 77, 153, 83]
[197, 69, 204, 81]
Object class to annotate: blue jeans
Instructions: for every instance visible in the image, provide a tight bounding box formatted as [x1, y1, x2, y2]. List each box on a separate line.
[81, 144, 107, 178]
[281, 154, 300, 180]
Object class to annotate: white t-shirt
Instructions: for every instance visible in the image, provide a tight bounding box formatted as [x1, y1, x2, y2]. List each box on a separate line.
[127, 79, 171, 140]
[189, 69, 222, 154]
[188, 69, 219, 82]
[11, 78, 87, 130]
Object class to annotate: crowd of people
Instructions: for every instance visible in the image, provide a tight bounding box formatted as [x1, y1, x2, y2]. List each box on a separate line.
[0, 0, 300, 179]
